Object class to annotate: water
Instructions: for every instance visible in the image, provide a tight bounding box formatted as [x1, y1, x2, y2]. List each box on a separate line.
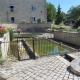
[26, 38, 75, 56]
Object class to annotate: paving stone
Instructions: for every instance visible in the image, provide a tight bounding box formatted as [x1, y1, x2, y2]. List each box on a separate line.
[63, 77, 68, 80]
[57, 78, 63, 80]
[0, 55, 79, 80]
[46, 76, 52, 80]
[73, 75, 78, 80]
[53, 75, 58, 79]
[7, 77, 14, 80]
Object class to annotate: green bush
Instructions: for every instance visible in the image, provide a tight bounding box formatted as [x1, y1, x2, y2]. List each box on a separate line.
[45, 28, 51, 32]
[6, 26, 14, 41]
[21, 20, 26, 23]
[59, 23, 66, 29]
[9, 29, 14, 41]
[0, 51, 4, 65]
[59, 23, 64, 26]
[77, 26, 80, 31]
[0, 51, 2, 58]
[52, 25, 59, 30]
[59, 26, 66, 29]
[37, 19, 41, 23]
[68, 28, 77, 32]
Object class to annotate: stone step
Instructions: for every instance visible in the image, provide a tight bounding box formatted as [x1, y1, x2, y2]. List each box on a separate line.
[65, 53, 78, 62]
[70, 58, 80, 76]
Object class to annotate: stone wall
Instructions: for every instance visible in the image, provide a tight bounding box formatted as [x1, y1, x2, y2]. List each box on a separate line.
[54, 31, 80, 46]
[0, 32, 10, 59]
[0, 0, 47, 23]
[2, 23, 52, 32]
[17, 23, 52, 32]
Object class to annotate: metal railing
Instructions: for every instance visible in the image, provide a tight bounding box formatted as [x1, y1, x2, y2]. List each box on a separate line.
[26, 38, 75, 57]
[0, 38, 76, 61]
[1, 39, 30, 61]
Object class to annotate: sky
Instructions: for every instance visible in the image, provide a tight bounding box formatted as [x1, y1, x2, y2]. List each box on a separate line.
[46, 0, 80, 13]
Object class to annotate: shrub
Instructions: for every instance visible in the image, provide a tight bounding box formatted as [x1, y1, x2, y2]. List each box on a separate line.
[0, 51, 4, 65]
[6, 26, 14, 41]
[0, 51, 2, 58]
[59, 26, 66, 29]
[42, 20, 47, 23]
[21, 20, 26, 23]
[77, 26, 80, 31]
[10, 29, 14, 41]
[45, 28, 51, 32]
[37, 19, 41, 23]
[59, 23, 64, 26]
[58, 23, 66, 29]
[52, 25, 59, 30]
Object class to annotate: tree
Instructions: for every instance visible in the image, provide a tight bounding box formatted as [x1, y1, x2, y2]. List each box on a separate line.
[55, 4, 63, 24]
[46, 2, 56, 22]
[61, 12, 66, 21]
[68, 5, 80, 21]
[68, 5, 80, 28]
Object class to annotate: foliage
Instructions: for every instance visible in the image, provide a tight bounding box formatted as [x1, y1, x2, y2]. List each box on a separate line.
[37, 19, 41, 23]
[0, 51, 2, 58]
[59, 26, 66, 29]
[77, 26, 80, 31]
[6, 26, 14, 41]
[0, 26, 7, 34]
[42, 20, 47, 23]
[46, 2, 56, 22]
[58, 23, 66, 29]
[59, 23, 64, 26]
[67, 5, 80, 27]
[73, 19, 80, 28]
[45, 28, 52, 32]
[52, 25, 59, 30]
[21, 20, 26, 23]
[55, 4, 63, 24]
[68, 5, 80, 22]
[0, 51, 4, 65]
[61, 12, 66, 21]
[69, 28, 77, 32]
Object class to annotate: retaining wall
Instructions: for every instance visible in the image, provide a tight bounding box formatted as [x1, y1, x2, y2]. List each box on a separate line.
[0, 32, 10, 59]
[54, 31, 80, 46]
[2, 23, 52, 32]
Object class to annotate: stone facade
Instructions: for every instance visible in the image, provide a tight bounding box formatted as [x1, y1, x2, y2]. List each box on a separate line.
[0, 0, 47, 23]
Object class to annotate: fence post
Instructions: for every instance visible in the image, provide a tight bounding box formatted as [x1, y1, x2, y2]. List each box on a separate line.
[32, 38, 35, 53]
[32, 37, 36, 59]
[17, 38, 20, 61]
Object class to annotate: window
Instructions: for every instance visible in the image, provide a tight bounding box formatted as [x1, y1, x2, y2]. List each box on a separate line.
[31, 17, 35, 22]
[32, 6, 36, 11]
[10, 6, 14, 12]
[11, 17, 14, 23]
[41, 11, 42, 13]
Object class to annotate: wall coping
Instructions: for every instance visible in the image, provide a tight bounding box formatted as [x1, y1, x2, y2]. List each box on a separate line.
[0, 38, 3, 42]
[54, 30, 78, 34]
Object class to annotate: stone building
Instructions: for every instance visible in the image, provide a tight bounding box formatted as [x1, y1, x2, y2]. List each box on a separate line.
[0, 0, 47, 23]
